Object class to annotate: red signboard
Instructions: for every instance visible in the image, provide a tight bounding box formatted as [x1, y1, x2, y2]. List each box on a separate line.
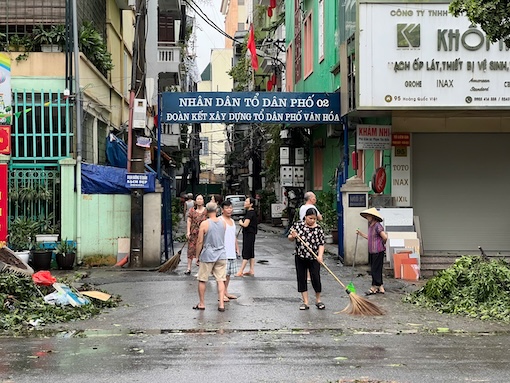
[0, 164, 7, 241]
[392, 133, 410, 147]
[372, 167, 387, 193]
[0, 125, 11, 155]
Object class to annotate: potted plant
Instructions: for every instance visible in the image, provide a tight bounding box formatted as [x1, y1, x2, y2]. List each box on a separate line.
[79, 21, 114, 75]
[55, 239, 76, 270]
[34, 213, 59, 243]
[8, 34, 32, 52]
[316, 191, 338, 243]
[31, 242, 53, 271]
[34, 25, 66, 52]
[7, 217, 38, 263]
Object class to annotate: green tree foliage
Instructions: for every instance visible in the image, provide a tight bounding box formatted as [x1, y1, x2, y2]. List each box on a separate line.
[404, 255, 510, 322]
[450, 0, 510, 47]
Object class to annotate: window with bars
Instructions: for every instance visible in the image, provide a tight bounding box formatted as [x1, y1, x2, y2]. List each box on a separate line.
[11, 91, 73, 164]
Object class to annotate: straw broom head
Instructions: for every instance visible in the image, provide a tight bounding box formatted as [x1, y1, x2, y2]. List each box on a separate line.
[340, 289, 385, 316]
[158, 241, 186, 273]
[292, 231, 384, 316]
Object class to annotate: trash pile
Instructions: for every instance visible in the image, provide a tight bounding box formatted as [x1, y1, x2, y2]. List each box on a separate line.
[1, 269, 121, 335]
[404, 255, 510, 322]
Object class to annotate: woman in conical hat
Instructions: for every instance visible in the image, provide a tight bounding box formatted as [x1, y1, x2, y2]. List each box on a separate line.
[357, 208, 388, 295]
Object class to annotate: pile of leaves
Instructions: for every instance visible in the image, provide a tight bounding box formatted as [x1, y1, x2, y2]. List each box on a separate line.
[0, 272, 121, 335]
[404, 255, 510, 322]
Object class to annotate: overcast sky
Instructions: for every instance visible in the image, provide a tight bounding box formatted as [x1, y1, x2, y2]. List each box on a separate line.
[194, 0, 226, 75]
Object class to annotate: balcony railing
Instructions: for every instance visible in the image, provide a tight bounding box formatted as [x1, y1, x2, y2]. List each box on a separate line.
[158, 42, 180, 64]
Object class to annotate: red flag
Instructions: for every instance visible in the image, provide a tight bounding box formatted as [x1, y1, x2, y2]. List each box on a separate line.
[247, 24, 259, 71]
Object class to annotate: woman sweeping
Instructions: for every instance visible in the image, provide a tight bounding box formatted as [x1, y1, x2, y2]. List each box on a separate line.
[185, 194, 207, 275]
[356, 207, 388, 295]
[288, 208, 326, 310]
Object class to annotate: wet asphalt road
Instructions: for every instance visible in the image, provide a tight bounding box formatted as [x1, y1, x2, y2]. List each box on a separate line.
[1, 226, 510, 382]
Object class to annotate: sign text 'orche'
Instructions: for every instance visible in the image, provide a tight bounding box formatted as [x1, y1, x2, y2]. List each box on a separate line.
[161, 92, 341, 124]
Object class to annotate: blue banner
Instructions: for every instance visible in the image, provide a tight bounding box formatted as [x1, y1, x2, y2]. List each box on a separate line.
[161, 92, 340, 124]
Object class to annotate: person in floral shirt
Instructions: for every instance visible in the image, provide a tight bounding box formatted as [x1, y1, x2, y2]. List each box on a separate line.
[186, 195, 207, 275]
[288, 207, 325, 310]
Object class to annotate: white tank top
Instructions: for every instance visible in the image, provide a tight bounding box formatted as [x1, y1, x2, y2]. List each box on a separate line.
[221, 216, 236, 259]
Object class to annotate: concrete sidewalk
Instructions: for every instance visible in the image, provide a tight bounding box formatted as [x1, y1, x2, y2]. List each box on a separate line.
[50, 224, 508, 337]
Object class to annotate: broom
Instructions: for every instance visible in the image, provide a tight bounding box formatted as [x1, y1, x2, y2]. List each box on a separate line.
[158, 240, 187, 273]
[294, 232, 384, 316]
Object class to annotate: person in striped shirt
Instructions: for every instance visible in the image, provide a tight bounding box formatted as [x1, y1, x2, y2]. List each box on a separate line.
[356, 208, 388, 295]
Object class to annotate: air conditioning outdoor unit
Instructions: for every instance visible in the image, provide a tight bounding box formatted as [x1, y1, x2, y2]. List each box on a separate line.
[133, 98, 147, 129]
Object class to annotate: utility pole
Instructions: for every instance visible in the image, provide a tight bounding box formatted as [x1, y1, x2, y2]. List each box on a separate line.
[128, 0, 147, 267]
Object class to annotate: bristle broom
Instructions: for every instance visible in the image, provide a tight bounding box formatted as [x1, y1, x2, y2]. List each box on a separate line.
[294, 233, 384, 316]
[157, 241, 186, 273]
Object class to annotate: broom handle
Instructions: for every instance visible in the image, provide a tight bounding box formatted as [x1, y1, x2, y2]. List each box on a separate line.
[294, 232, 346, 289]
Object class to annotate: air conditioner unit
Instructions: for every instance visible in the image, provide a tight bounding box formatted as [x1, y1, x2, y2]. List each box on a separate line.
[327, 124, 343, 138]
[259, 57, 274, 73]
[133, 98, 146, 129]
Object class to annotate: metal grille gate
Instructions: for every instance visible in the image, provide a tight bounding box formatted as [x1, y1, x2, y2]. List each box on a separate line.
[8, 90, 73, 230]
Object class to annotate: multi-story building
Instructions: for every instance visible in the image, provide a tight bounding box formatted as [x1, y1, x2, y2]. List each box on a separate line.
[198, 49, 234, 186]
[2, 0, 134, 241]
[342, 0, 509, 256]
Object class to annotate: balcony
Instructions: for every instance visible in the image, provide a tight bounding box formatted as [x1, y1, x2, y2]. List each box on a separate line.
[158, 42, 180, 64]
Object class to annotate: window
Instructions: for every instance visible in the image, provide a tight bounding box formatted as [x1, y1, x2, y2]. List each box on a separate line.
[304, 12, 313, 77]
[286, 43, 294, 91]
[158, 11, 176, 42]
[318, 0, 324, 61]
[199, 137, 209, 155]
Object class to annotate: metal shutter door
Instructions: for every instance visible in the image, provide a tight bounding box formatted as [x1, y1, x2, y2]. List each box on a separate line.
[412, 133, 510, 252]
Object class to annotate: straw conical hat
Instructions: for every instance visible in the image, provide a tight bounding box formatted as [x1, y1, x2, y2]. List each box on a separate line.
[360, 207, 383, 222]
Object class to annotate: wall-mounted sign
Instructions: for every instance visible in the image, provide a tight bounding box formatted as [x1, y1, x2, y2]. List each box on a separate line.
[348, 193, 367, 208]
[359, 2, 510, 108]
[126, 173, 149, 189]
[0, 54, 11, 125]
[391, 146, 411, 206]
[372, 167, 387, 193]
[0, 164, 7, 241]
[0, 125, 10, 154]
[356, 125, 392, 150]
[392, 133, 410, 146]
[161, 92, 340, 124]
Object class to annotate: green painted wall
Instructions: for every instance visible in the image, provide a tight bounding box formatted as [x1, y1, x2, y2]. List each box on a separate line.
[79, 194, 130, 258]
[286, 0, 340, 93]
[286, 0, 342, 195]
[310, 126, 341, 194]
[12, 78, 66, 92]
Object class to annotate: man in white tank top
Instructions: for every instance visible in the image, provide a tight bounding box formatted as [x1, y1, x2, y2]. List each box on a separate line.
[220, 200, 239, 301]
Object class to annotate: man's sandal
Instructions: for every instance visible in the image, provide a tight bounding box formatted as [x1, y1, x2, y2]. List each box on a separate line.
[365, 288, 378, 296]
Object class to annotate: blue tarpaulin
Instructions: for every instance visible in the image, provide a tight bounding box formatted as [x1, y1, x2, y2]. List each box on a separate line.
[81, 163, 156, 194]
[105, 135, 128, 168]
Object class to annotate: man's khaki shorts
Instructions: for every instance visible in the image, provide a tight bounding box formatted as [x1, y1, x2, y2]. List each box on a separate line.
[197, 259, 227, 282]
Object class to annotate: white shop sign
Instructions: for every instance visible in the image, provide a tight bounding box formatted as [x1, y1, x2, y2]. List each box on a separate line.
[359, 3, 510, 108]
[356, 125, 392, 150]
[391, 145, 411, 207]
